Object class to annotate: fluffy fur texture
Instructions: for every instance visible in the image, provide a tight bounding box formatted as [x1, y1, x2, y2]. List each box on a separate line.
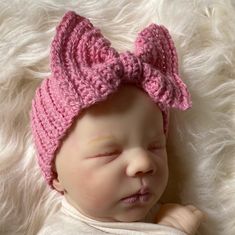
[0, 0, 235, 234]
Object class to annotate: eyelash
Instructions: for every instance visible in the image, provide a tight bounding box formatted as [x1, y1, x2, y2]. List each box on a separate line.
[94, 144, 165, 158]
[148, 144, 165, 152]
[94, 150, 121, 158]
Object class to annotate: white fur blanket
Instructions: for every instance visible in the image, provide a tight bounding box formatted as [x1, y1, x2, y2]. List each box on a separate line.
[0, 1, 235, 234]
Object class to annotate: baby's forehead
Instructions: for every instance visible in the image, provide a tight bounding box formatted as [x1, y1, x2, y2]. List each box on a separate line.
[71, 91, 164, 142]
[85, 85, 163, 117]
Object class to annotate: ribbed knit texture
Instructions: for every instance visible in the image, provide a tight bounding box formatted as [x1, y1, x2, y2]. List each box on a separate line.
[30, 11, 192, 188]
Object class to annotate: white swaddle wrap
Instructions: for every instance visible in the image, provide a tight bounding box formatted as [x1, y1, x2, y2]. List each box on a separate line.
[38, 198, 186, 235]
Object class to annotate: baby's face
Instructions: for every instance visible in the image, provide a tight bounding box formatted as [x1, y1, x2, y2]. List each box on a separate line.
[53, 85, 168, 222]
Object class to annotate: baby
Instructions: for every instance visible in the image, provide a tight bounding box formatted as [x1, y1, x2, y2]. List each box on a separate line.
[30, 11, 205, 235]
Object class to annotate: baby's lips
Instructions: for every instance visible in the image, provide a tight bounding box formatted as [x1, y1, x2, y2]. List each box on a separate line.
[122, 186, 151, 200]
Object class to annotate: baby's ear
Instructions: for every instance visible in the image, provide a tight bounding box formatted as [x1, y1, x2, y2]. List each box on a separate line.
[52, 178, 64, 193]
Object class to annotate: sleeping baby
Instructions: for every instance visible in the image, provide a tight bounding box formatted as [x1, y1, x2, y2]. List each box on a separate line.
[30, 11, 206, 235]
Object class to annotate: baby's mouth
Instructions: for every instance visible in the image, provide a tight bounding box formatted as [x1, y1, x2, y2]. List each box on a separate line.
[121, 187, 151, 204]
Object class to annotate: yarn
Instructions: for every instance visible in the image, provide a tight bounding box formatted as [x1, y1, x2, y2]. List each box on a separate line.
[30, 11, 191, 188]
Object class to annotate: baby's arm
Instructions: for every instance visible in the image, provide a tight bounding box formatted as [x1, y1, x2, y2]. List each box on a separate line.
[155, 203, 206, 235]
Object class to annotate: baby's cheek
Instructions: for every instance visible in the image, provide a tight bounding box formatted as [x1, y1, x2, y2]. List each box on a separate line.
[80, 169, 116, 205]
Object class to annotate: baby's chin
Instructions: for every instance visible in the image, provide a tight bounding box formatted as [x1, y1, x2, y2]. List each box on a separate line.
[95, 199, 157, 222]
[115, 215, 147, 222]
[111, 207, 152, 222]
[82, 206, 151, 223]
[66, 195, 155, 223]
[115, 214, 148, 223]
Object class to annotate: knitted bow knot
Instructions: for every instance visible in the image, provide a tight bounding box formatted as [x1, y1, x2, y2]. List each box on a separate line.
[30, 11, 192, 187]
[50, 11, 191, 112]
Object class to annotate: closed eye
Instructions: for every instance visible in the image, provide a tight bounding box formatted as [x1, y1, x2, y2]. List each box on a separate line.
[92, 150, 121, 158]
[148, 145, 165, 153]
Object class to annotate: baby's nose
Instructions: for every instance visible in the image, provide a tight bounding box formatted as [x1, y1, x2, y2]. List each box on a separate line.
[126, 148, 156, 177]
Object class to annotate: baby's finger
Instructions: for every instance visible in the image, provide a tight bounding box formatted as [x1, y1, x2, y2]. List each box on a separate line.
[186, 205, 207, 221]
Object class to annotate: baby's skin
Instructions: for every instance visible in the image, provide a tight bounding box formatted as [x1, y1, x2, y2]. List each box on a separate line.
[155, 203, 206, 235]
[53, 86, 206, 234]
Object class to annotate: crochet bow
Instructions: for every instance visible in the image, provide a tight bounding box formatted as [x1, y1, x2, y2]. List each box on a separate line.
[31, 11, 192, 186]
[50, 11, 191, 114]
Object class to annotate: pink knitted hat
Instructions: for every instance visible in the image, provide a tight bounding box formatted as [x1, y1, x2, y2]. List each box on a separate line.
[30, 11, 192, 188]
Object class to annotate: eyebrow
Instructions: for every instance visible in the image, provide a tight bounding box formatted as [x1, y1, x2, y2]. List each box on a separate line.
[87, 135, 116, 145]
[87, 132, 165, 146]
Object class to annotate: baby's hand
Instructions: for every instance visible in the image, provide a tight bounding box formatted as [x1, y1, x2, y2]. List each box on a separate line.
[155, 203, 206, 235]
